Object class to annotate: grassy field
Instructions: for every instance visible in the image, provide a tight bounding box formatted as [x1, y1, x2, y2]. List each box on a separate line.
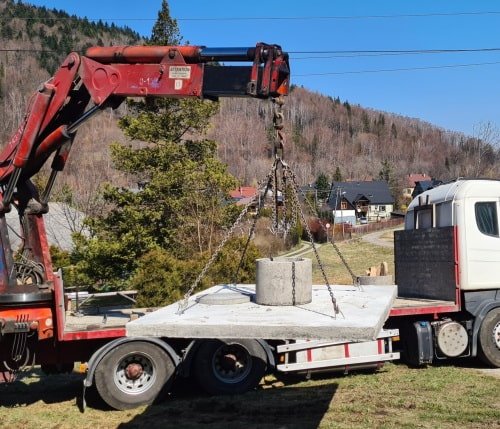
[1, 229, 499, 428]
[0, 363, 498, 429]
[292, 236, 395, 284]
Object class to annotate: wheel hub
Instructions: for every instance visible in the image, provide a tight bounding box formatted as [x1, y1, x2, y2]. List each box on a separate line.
[125, 363, 144, 380]
[213, 344, 251, 383]
[493, 321, 500, 349]
[220, 353, 241, 371]
[114, 353, 156, 395]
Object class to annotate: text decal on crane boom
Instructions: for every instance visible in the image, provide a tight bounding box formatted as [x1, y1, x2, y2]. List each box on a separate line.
[169, 66, 191, 79]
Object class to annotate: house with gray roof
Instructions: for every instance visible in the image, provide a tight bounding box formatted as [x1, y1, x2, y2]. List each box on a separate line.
[6, 203, 84, 251]
[325, 181, 395, 223]
[411, 179, 443, 199]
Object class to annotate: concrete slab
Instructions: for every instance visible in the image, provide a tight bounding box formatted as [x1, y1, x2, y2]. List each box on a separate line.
[127, 284, 397, 342]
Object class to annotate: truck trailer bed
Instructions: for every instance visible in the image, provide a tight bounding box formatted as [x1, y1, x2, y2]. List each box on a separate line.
[390, 297, 459, 316]
[64, 307, 153, 332]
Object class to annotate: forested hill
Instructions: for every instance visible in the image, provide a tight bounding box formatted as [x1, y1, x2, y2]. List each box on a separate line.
[0, 0, 140, 141]
[1, 0, 498, 210]
[0, 0, 142, 209]
[212, 87, 499, 195]
[0, 0, 139, 73]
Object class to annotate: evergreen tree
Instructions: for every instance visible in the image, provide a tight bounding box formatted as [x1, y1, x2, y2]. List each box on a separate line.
[391, 122, 398, 139]
[150, 0, 181, 45]
[315, 172, 330, 200]
[378, 159, 393, 183]
[333, 166, 343, 182]
[361, 111, 370, 133]
[378, 160, 399, 208]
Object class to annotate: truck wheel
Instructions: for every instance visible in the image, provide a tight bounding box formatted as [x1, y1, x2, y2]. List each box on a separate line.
[478, 308, 500, 368]
[95, 341, 175, 410]
[193, 339, 267, 395]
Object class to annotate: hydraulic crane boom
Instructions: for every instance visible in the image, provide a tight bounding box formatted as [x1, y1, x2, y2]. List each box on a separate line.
[0, 42, 289, 305]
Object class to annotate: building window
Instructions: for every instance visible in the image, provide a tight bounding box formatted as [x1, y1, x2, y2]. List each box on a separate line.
[475, 202, 499, 237]
[341, 201, 348, 210]
[379, 206, 386, 212]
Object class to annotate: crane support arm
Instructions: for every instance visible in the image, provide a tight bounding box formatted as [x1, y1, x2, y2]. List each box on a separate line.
[0, 42, 289, 199]
[0, 42, 289, 303]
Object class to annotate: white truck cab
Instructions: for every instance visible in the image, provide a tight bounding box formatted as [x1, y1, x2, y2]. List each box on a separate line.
[392, 179, 500, 367]
[405, 179, 500, 291]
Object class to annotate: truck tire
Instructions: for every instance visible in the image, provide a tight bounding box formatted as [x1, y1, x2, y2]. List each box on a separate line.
[94, 341, 175, 410]
[478, 308, 500, 368]
[193, 339, 267, 395]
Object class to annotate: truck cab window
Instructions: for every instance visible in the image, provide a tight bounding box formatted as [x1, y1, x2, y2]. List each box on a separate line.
[475, 202, 499, 237]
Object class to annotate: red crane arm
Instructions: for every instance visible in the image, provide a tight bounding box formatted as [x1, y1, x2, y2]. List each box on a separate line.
[0, 42, 290, 206]
[0, 42, 289, 303]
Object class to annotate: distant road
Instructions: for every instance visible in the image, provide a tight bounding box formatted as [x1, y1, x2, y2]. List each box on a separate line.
[360, 226, 403, 248]
[282, 241, 323, 258]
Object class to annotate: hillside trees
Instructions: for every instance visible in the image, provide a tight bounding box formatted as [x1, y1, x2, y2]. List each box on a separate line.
[71, 0, 258, 302]
[378, 160, 401, 208]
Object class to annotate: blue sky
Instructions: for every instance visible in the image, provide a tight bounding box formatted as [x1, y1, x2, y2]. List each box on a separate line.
[25, 0, 500, 137]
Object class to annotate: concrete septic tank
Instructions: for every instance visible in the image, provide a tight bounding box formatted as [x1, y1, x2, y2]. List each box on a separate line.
[256, 257, 312, 306]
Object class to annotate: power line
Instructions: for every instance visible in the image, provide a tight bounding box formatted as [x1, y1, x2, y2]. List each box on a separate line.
[178, 11, 500, 21]
[290, 48, 500, 59]
[2, 51, 500, 75]
[3, 47, 500, 56]
[291, 48, 500, 54]
[294, 60, 500, 76]
[2, 11, 500, 22]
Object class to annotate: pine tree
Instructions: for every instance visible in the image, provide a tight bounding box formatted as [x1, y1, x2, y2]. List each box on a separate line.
[315, 172, 330, 200]
[150, 0, 181, 45]
[333, 166, 343, 182]
[391, 123, 398, 140]
[361, 111, 370, 133]
[378, 160, 399, 208]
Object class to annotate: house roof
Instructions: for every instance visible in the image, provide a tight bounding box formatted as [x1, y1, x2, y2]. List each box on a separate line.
[326, 180, 394, 209]
[234, 196, 257, 206]
[411, 179, 443, 198]
[6, 202, 84, 251]
[407, 173, 428, 187]
[229, 186, 257, 200]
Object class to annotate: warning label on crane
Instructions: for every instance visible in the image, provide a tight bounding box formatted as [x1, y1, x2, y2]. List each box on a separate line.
[169, 66, 191, 79]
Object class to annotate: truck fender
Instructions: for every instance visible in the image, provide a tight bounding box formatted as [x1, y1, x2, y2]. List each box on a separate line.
[256, 339, 276, 369]
[180, 339, 275, 378]
[471, 300, 500, 357]
[80, 337, 180, 411]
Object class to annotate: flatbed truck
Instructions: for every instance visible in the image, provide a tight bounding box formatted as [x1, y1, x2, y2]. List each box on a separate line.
[0, 37, 498, 411]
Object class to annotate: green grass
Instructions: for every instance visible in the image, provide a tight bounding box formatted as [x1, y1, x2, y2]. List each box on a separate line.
[0, 364, 498, 428]
[1, 231, 498, 428]
[299, 237, 395, 284]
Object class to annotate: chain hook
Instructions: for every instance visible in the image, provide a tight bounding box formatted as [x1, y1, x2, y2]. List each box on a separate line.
[272, 95, 285, 160]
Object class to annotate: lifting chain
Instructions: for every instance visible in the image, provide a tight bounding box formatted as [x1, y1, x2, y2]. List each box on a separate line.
[177, 160, 279, 314]
[272, 95, 285, 160]
[178, 95, 345, 318]
[301, 187, 360, 287]
[232, 162, 276, 284]
[284, 164, 341, 316]
[270, 95, 297, 237]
